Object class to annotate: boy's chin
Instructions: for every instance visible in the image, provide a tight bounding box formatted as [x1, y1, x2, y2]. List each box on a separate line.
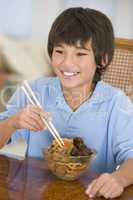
[60, 81, 82, 91]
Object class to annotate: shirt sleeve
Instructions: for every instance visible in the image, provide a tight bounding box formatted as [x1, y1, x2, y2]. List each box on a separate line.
[0, 86, 27, 119]
[0, 86, 29, 143]
[112, 92, 133, 166]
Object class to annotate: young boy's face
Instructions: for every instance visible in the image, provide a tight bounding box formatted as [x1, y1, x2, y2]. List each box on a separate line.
[51, 40, 97, 91]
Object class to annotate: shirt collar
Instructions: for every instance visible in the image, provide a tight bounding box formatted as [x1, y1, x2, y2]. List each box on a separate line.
[49, 79, 114, 110]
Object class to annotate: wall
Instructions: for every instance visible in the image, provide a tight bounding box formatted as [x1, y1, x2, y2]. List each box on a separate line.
[0, 0, 32, 38]
[32, 0, 63, 41]
[113, 0, 133, 39]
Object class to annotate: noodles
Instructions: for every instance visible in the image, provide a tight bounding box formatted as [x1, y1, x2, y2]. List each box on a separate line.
[44, 137, 95, 181]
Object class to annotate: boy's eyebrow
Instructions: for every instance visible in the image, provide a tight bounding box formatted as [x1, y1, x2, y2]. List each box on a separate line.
[76, 46, 91, 51]
[54, 44, 91, 51]
[54, 44, 64, 48]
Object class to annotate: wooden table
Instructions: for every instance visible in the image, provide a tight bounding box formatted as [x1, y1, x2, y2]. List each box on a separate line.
[0, 155, 133, 200]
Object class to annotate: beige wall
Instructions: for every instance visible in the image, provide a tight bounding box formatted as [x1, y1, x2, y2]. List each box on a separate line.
[32, 0, 63, 40]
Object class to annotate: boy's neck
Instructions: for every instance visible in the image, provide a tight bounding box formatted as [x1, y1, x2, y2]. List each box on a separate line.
[62, 83, 94, 111]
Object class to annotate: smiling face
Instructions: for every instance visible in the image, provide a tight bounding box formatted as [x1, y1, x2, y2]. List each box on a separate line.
[51, 40, 97, 93]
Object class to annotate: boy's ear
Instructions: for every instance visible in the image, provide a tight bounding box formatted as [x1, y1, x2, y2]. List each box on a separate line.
[101, 54, 108, 67]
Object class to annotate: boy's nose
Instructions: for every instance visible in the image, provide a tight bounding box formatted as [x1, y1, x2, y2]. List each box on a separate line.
[62, 54, 75, 66]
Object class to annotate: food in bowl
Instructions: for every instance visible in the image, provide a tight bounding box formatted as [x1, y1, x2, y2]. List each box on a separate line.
[44, 137, 95, 181]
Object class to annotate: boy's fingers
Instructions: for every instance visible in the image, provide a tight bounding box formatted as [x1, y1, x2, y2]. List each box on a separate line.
[29, 114, 45, 129]
[89, 180, 103, 197]
[86, 175, 109, 198]
[26, 105, 52, 122]
[98, 182, 114, 198]
[99, 182, 123, 199]
[85, 180, 96, 197]
[23, 120, 40, 132]
[40, 112, 52, 121]
[109, 188, 123, 199]
[31, 118, 44, 130]
[29, 106, 43, 115]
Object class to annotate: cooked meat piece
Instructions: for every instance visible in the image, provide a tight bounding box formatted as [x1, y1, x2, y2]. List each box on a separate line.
[70, 137, 92, 156]
[73, 137, 84, 148]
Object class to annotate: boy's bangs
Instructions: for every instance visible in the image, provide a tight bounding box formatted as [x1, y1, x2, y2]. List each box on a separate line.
[53, 20, 91, 47]
[54, 33, 90, 48]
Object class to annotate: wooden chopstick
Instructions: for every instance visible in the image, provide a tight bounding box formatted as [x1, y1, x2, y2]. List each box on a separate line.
[21, 81, 64, 147]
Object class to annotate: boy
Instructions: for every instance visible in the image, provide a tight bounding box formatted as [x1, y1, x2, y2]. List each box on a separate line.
[0, 7, 133, 199]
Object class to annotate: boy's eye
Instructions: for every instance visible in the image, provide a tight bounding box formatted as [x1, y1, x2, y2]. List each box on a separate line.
[55, 50, 63, 54]
[77, 52, 88, 56]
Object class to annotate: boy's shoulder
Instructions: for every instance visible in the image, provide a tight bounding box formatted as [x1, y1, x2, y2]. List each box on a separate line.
[99, 80, 121, 94]
[93, 80, 122, 103]
[96, 81, 133, 114]
[29, 76, 59, 89]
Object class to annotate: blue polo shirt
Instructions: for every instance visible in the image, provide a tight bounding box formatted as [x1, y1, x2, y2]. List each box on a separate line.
[1, 76, 133, 173]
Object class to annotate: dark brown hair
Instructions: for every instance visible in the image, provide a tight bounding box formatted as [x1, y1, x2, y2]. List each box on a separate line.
[47, 7, 114, 82]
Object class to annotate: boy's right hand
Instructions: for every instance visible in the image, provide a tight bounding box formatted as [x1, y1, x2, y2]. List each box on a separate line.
[12, 105, 51, 132]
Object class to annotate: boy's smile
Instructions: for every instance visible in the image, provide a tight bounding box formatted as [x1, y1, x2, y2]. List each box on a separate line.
[60, 70, 80, 81]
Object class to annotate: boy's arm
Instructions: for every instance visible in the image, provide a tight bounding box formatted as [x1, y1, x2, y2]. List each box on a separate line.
[86, 158, 133, 199]
[112, 158, 133, 187]
[0, 86, 27, 148]
[0, 115, 18, 148]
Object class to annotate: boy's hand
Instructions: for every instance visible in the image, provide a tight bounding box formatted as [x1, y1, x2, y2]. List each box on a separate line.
[13, 105, 51, 132]
[85, 173, 124, 199]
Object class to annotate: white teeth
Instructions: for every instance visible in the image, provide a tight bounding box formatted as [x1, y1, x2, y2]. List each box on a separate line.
[63, 71, 78, 76]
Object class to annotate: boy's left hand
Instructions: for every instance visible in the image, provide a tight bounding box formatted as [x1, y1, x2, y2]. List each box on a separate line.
[85, 173, 124, 199]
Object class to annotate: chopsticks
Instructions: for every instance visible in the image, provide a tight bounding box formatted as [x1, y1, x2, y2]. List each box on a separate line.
[21, 80, 64, 148]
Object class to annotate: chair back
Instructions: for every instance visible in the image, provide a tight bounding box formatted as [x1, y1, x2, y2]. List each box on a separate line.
[102, 38, 133, 100]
